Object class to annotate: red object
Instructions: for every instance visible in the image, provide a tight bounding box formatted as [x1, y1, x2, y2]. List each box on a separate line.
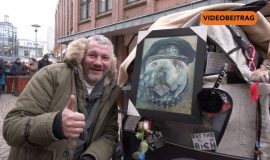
[245, 45, 256, 71]
[6, 76, 16, 94]
[6, 76, 30, 96]
[14, 76, 30, 96]
[250, 82, 259, 103]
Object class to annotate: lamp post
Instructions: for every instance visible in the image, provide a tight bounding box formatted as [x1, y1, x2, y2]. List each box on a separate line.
[31, 24, 41, 59]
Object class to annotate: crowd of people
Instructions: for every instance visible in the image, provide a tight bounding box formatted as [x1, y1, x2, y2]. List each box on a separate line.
[0, 54, 52, 96]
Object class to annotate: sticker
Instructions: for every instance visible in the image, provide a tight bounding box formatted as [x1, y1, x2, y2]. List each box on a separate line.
[147, 131, 165, 150]
[191, 132, 217, 151]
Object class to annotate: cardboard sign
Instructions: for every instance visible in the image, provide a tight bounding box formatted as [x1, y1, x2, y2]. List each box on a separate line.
[191, 132, 217, 151]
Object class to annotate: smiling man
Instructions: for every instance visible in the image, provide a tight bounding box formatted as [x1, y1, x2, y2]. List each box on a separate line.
[3, 35, 121, 160]
[83, 40, 113, 86]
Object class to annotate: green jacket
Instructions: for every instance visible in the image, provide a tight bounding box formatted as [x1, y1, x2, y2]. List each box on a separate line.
[3, 38, 121, 160]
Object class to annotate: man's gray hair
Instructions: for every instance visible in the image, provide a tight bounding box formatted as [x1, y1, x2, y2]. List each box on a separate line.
[88, 35, 113, 50]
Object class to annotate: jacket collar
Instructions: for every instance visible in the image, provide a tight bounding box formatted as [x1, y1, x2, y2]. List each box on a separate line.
[87, 78, 105, 99]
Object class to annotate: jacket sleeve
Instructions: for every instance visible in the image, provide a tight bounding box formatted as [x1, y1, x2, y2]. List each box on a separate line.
[9, 64, 15, 75]
[0, 64, 2, 75]
[21, 65, 27, 75]
[83, 103, 119, 160]
[3, 67, 59, 147]
[38, 61, 42, 70]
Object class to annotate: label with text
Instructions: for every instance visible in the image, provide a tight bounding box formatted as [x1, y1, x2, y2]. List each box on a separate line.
[191, 132, 217, 151]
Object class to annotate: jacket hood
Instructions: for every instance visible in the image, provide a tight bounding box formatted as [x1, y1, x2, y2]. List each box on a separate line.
[64, 38, 117, 81]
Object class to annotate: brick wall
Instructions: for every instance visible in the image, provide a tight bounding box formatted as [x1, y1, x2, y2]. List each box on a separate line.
[56, 0, 196, 39]
[123, 2, 149, 20]
[95, 14, 113, 27]
[72, 0, 79, 33]
[154, 0, 192, 12]
[116, 36, 128, 69]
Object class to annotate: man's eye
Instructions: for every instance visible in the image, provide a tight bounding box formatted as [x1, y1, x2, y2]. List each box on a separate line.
[88, 54, 95, 58]
[152, 62, 157, 67]
[173, 60, 183, 68]
[103, 57, 110, 61]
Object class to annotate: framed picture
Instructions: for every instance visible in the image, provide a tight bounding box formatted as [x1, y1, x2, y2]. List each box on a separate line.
[130, 27, 206, 123]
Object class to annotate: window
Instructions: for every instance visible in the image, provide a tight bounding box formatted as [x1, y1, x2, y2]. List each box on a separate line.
[98, 0, 112, 14]
[24, 49, 29, 56]
[80, 0, 91, 20]
[126, 0, 138, 4]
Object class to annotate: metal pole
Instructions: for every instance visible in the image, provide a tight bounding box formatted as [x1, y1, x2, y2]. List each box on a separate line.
[31, 24, 41, 59]
[35, 28, 37, 59]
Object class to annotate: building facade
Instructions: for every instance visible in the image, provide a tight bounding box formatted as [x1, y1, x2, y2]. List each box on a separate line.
[17, 39, 45, 60]
[0, 15, 17, 58]
[54, 0, 269, 66]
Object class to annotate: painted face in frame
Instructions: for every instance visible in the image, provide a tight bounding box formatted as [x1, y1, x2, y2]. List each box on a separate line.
[82, 40, 112, 85]
[144, 58, 189, 97]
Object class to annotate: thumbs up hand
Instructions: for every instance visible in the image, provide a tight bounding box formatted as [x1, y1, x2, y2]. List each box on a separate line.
[62, 95, 86, 139]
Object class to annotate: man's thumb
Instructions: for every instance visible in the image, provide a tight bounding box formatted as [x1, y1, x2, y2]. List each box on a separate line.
[66, 95, 76, 111]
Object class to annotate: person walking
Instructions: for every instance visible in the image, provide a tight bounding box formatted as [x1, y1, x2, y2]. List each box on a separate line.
[3, 35, 120, 160]
[0, 58, 6, 95]
[9, 58, 27, 75]
[4, 60, 11, 75]
[38, 54, 52, 70]
[28, 58, 38, 77]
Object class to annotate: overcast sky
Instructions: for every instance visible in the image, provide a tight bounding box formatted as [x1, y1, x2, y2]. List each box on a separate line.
[0, 0, 58, 41]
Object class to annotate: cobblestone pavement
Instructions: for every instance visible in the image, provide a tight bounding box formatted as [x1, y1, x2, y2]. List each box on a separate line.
[0, 94, 17, 160]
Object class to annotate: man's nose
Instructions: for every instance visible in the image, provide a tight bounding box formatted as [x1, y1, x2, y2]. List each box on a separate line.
[93, 57, 102, 65]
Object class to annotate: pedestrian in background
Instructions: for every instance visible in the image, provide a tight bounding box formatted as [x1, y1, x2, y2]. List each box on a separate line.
[9, 58, 27, 75]
[38, 54, 52, 70]
[3, 35, 120, 160]
[21, 61, 29, 73]
[28, 58, 38, 77]
[4, 60, 11, 75]
[0, 58, 6, 95]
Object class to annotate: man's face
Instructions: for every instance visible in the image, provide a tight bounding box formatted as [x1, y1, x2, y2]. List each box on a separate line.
[82, 40, 112, 85]
[143, 59, 189, 96]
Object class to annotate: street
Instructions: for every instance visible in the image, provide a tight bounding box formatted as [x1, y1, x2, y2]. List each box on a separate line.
[0, 94, 16, 160]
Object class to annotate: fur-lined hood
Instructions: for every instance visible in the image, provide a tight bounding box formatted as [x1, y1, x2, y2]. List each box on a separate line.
[63, 38, 117, 81]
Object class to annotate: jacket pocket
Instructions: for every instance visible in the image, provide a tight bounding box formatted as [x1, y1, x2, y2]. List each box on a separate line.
[8, 147, 55, 160]
[28, 147, 55, 160]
